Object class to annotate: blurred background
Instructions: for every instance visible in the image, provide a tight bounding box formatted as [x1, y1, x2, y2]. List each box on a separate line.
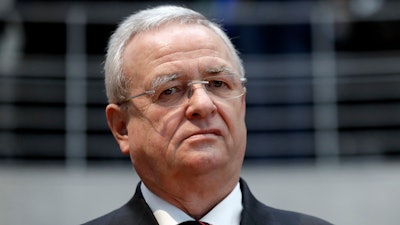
[1, 0, 400, 224]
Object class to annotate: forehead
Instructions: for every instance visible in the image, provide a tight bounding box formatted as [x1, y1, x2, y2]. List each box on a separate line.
[122, 23, 238, 87]
[134, 22, 229, 55]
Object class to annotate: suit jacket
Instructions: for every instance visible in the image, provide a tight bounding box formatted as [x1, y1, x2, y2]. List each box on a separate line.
[82, 178, 332, 225]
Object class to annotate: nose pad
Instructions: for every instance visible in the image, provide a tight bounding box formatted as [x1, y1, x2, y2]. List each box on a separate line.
[187, 80, 209, 99]
[187, 87, 193, 99]
[185, 82, 217, 119]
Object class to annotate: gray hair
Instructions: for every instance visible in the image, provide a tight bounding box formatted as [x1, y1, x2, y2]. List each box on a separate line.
[104, 5, 245, 104]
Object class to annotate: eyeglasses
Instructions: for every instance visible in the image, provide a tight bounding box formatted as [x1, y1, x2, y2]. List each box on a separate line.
[118, 74, 247, 107]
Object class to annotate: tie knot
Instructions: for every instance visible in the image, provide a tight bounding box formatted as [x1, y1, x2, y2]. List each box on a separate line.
[178, 221, 210, 225]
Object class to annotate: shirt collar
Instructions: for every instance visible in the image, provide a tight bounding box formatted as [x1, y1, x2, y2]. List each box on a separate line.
[141, 182, 242, 225]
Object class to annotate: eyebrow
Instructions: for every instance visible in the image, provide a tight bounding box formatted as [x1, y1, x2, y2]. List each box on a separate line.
[206, 66, 237, 75]
[149, 66, 238, 89]
[151, 74, 180, 89]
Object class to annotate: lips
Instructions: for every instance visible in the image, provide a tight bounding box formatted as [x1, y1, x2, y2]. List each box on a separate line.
[185, 129, 222, 140]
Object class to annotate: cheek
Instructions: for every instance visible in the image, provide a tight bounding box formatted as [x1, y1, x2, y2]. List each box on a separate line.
[225, 100, 247, 151]
[227, 99, 246, 129]
[127, 121, 162, 170]
[126, 109, 181, 159]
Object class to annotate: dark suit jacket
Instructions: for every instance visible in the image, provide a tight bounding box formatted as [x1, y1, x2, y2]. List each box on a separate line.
[82, 178, 332, 225]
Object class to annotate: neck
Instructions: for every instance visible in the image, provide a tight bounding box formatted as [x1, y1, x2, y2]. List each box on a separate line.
[143, 174, 240, 219]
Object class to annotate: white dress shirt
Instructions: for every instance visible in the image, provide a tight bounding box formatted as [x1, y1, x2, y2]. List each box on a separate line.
[141, 182, 243, 225]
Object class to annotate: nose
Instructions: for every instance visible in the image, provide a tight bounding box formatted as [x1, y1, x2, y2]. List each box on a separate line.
[185, 84, 217, 119]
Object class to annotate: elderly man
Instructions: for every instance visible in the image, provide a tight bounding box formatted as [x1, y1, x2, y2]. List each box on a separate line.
[83, 5, 332, 225]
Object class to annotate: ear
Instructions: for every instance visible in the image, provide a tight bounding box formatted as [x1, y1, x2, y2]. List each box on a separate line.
[105, 104, 130, 155]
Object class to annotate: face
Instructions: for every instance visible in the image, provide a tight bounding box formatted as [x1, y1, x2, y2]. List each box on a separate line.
[107, 23, 246, 188]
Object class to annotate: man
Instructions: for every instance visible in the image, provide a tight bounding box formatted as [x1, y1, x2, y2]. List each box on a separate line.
[83, 5, 332, 225]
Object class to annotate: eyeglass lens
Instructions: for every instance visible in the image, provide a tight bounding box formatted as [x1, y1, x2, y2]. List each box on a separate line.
[151, 75, 245, 107]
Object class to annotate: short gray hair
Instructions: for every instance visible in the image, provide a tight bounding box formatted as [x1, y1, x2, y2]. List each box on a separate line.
[104, 5, 245, 104]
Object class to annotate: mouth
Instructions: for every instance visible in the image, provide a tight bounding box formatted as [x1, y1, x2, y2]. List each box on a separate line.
[185, 129, 222, 141]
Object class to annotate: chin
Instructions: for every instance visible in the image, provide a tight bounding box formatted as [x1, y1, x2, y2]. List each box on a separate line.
[182, 151, 227, 172]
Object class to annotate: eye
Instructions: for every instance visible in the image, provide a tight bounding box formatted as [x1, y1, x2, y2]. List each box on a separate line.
[154, 82, 186, 104]
[206, 76, 232, 90]
[209, 80, 224, 88]
[161, 87, 179, 96]
[155, 80, 183, 97]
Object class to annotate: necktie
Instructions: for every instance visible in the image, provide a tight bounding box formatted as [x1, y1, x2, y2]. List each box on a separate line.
[178, 221, 210, 225]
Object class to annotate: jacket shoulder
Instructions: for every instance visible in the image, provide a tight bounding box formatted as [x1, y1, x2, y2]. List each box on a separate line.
[81, 183, 157, 225]
[239, 178, 333, 225]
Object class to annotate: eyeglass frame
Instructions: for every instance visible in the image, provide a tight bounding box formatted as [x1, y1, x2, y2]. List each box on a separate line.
[117, 74, 247, 107]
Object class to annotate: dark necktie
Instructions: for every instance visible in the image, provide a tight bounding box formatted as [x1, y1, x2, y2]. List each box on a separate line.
[178, 221, 210, 225]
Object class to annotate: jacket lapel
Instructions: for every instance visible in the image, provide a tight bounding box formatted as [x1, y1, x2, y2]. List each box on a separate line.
[239, 178, 276, 225]
[118, 182, 160, 225]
